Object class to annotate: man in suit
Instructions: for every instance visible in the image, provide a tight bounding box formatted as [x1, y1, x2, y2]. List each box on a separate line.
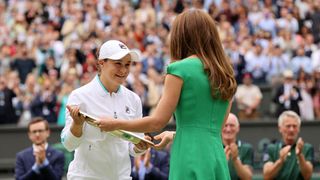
[131, 148, 169, 180]
[222, 113, 254, 180]
[273, 70, 302, 117]
[15, 117, 65, 180]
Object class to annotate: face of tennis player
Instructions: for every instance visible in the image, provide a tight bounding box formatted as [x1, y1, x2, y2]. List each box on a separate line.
[28, 121, 50, 145]
[100, 54, 132, 90]
[222, 114, 239, 143]
[279, 116, 300, 145]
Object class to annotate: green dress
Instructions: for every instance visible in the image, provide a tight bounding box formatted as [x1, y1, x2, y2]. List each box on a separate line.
[167, 57, 231, 180]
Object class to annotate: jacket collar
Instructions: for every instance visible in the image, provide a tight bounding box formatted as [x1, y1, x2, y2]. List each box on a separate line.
[93, 75, 122, 97]
[279, 140, 297, 148]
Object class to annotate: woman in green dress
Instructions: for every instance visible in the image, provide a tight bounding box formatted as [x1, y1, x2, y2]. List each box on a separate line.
[96, 9, 237, 180]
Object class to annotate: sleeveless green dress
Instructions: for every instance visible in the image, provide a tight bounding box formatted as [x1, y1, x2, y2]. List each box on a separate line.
[167, 57, 231, 180]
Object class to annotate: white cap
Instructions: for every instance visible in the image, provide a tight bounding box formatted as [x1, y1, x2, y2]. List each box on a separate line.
[98, 40, 139, 61]
[283, 69, 294, 78]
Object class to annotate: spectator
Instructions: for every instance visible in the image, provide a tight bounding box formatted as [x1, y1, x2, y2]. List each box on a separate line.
[267, 44, 290, 86]
[226, 41, 246, 84]
[18, 73, 39, 126]
[235, 72, 263, 120]
[297, 70, 315, 121]
[30, 78, 57, 123]
[131, 148, 169, 180]
[222, 113, 254, 180]
[60, 48, 83, 80]
[290, 47, 313, 75]
[311, 43, 320, 69]
[10, 42, 36, 84]
[257, 8, 277, 38]
[15, 117, 65, 180]
[310, 2, 320, 43]
[0, 75, 17, 124]
[276, 7, 299, 34]
[244, 43, 269, 84]
[146, 67, 164, 116]
[313, 87, 320, 119]
[141, 42, 165, 74]
[273, 70, 302, 116]
[263, 110, 314, 180]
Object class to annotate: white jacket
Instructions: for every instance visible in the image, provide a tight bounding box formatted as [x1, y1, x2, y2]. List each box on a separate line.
[61, 75, 144, 180]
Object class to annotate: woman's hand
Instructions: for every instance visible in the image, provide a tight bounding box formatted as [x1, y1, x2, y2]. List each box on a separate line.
[154, 131, 175, 150]
[96, 117, 119, 132]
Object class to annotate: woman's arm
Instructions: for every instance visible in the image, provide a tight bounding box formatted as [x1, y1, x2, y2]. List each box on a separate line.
[98, 74, 183, 132]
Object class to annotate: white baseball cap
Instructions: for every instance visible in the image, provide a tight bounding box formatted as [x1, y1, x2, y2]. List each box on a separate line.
[98, 40, 139, 61]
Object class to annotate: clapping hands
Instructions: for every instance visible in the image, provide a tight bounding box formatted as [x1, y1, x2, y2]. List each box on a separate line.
[224, 143, 239, 161]
[34, 143, 46, 165]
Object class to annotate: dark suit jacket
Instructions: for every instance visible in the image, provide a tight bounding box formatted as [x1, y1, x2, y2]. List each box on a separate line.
[131, 149, 169, 180]
[273, 85, 302, 117]
[15, 145, 65, 180]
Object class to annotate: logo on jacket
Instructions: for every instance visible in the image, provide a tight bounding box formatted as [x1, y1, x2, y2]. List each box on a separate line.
[125, 106, 130, 114]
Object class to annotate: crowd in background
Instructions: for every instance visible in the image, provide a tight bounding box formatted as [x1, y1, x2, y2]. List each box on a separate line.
[0, 0, 320, 126]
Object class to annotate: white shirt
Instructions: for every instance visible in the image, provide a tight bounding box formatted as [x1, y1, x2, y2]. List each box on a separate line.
[235, 84, 263, 109]
[61, 75, 144, 180]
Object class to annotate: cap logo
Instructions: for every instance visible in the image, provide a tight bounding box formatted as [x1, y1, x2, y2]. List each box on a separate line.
[119, 44, 127, 49]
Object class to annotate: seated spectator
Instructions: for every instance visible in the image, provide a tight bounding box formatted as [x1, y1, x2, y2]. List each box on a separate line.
[131, 148, 169, 180]
[290, 47, 313, 75]
[222, 113, 254, 180]
[244, 42, 269, 84]
[263, 111, 314, 180]
[15, 117, 65, 180]
[235, 72, 262, 120]
[267, 44, 290, 86]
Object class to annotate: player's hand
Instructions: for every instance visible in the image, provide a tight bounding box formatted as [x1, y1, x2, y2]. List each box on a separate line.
[67, 105, 85, 126]
[134, 136, 152, 152]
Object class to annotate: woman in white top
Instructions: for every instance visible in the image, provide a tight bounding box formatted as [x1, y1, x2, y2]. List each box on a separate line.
[61, 40, 150, 180]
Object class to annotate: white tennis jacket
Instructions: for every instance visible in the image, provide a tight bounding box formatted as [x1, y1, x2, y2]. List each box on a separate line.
[61, 75, 145, 180]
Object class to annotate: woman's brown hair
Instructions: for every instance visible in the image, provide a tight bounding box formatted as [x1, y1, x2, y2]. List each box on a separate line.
[170, 9, 237, 100]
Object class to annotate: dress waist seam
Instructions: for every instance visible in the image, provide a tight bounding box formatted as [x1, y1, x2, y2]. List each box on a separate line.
[177, 125, 220, 134]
